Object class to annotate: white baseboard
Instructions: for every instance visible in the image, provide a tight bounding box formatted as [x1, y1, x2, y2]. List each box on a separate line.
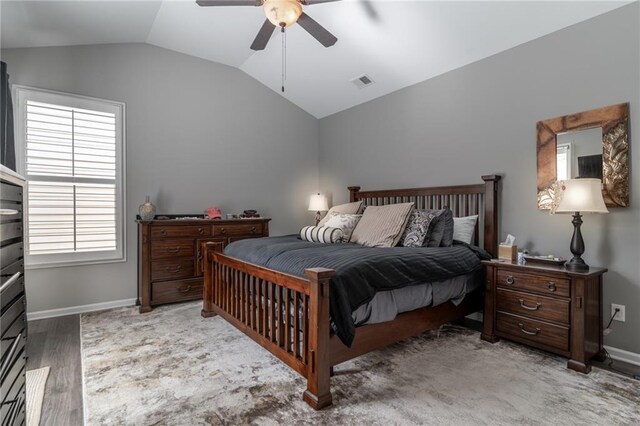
[604, 345, 640, 367]
[27, 298, 137, 321]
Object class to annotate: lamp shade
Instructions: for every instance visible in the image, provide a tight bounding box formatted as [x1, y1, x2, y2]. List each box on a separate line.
[554, 179, 609, 214]
[308, 193, 328, 212]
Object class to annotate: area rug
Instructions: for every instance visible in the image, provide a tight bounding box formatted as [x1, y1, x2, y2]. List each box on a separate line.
[81, 302, 640, 425]
[26, 366, 50, 426]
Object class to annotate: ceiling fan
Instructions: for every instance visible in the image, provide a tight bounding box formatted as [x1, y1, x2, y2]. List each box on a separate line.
[196, 0, 340, 51]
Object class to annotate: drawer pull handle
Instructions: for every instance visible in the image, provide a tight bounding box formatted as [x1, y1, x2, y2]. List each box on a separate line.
[0, 208, 19, 216]
[519, 299, 541, 311]
[220, 228, 227, 234]
[518, 323, 541, 336]
[0, 272, 22, 294]
[178, 285, 192, 293]
[166, 247, 181, 253]
[198, 228, 205, 235]
[165, 266, 182, 273]
[547, 282, 557, 292]
[505, 275, 514, 285]
[251, 226, 257, 234]
[160, 230, 167, 236]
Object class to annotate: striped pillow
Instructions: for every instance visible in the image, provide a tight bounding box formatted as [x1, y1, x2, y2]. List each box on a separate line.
[350, 203, 414, 248]
[299, 226, 345, 244]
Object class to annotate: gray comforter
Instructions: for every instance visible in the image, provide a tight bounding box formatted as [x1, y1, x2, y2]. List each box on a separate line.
[224, 235, 490, 346]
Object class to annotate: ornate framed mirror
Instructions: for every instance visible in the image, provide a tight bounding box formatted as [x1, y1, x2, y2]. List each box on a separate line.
[536, 103, 629, 209]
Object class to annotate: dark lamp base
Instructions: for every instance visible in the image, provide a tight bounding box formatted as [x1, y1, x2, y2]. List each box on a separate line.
[565, 257, 589, 272]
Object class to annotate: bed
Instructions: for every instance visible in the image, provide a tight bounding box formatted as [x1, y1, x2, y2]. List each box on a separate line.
[201, 175, 501, 409]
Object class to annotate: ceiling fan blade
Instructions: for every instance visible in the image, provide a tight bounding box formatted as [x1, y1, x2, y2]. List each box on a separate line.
[301, 0, 342, 4]
[250, 19, 276, 51]
[297, 12, 337, 48]
[196, 0, 261, 6]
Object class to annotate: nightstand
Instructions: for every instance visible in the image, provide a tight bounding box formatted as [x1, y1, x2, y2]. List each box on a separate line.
[481, 260, 607, 374]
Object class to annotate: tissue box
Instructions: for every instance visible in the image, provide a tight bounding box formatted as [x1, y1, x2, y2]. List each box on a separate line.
[498, 244, 518, 261]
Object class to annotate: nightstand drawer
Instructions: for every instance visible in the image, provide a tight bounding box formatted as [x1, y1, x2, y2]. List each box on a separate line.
[151, 239, 195, 260]
[497, 270, 570, 298]
[213, 223, 262, 237]
[497, 312, 569, 353]
[497, 288, 570, 324]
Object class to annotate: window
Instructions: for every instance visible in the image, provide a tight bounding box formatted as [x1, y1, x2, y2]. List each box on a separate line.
[556, 142, 571, 181]
[14, 86, 126, 268]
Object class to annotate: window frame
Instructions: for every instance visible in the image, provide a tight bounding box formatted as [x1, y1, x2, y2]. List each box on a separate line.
[13, 85, 127, 269]
[556, 142, 572, 181]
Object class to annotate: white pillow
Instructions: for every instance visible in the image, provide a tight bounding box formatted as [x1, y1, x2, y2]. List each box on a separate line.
[324, 213, 362, 242]
[453, 215, 478, 244]
[318, 201, 363, 227]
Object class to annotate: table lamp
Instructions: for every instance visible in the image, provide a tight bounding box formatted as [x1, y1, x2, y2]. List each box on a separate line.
[552, 179, 609, 271]
[308, 193, 328, 226]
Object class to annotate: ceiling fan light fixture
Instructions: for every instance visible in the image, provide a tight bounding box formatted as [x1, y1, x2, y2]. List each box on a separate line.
[263, 0, 302, 28]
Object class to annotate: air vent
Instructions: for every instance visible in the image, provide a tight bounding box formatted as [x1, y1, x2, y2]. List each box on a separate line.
[351, 74, 375, 89]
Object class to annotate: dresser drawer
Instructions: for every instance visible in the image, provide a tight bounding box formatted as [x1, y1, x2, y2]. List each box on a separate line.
[151, 239, 195, 260]
[0, 183, 23, 203]
[496, 270, 570, 298]
[151, 225, 210, 239]
[0, 243, 23, 270]
[151, 258, 195, 281]
[0, 221, 23, 243]
[497, 312, 569, 353]
[1, 296, 25, 337]
[497, 288, 570, 324]
[1, 311, 26, 360]
[151, 278, 203, 305]
[213, 223, 262, 237]
[1, 272, 24, 315]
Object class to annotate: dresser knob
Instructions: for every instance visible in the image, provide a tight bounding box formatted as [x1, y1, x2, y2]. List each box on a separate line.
[167, 247, 180, 253]
[251, 226, 256, 234]
[160, 230, 167, 236]
[198, 228, 205, 235]
[505, 276, 514, 285]
[178, 285, 192, 293]
[165, 266, 181, 273]
[220, 228, 226, 234]
[547, 282, 557, 292]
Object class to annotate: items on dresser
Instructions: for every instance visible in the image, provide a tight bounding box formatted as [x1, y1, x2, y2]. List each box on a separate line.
[1, 165, 27, 426]
[481, 260, 607, 374]
[137, 216, 270, 313]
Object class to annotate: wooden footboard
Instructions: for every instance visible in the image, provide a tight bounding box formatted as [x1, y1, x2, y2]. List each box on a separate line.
[201, 243, 335, 409]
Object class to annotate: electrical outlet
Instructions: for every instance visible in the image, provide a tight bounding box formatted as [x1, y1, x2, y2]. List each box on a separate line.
[611, 304, 626, 322]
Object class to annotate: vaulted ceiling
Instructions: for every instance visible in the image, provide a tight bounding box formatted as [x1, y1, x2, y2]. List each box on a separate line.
[1, 1, 630, 118]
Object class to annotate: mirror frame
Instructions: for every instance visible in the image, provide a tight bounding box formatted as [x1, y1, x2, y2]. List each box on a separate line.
[536, 103, 630, 209]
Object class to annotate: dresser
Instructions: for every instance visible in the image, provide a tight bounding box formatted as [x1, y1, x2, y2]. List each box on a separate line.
[1, 166, 27, 426]
[137, 217, 270, 313]
[481, 260, 607, 374]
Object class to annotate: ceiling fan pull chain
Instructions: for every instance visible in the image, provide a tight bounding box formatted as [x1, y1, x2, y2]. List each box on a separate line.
[281, 25, 286, 93]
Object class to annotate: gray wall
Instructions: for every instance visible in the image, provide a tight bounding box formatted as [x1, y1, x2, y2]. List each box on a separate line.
[1, 43, 320, 313]
[319, 4, 640, 353]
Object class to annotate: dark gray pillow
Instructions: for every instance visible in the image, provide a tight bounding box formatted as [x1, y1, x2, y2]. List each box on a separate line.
[422, 208, 454, 247]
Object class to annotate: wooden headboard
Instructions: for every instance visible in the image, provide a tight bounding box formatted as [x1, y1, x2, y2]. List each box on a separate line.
[348, 175, 501, 256]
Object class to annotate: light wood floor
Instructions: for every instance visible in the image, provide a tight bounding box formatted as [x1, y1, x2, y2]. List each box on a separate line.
[27, 315, 83, 426]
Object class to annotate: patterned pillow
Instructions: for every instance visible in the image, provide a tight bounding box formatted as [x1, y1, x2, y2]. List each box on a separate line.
[323, 213, 362, 242]
[401, 210, 438, 247]
[299, 226, 344, 244]
[318, 201, 364, 227]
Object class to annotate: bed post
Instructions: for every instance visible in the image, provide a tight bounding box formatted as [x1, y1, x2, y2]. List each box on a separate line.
[481, 175, 501, 257]
[303, 267, 334, 410]
[348, 186, 361, 203]
[201, 241, 224, 318]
